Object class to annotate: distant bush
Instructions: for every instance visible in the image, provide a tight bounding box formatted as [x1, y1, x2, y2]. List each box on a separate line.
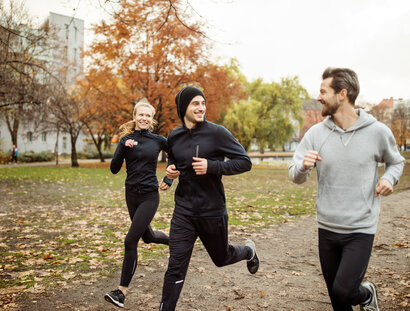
[77, 150, 113, 160]
[19, 151, 54, 163]
[0, 151, 10, 164]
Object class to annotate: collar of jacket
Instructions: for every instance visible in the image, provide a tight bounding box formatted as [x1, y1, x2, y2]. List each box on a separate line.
[133, 128, 149, 135]
[182, 120, 206, 132]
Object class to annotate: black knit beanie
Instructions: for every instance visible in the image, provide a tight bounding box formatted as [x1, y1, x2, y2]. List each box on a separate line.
[175, 86, 206, 121]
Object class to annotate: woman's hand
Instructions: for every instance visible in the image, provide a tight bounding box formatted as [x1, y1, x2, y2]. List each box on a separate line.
[125, 139, 136, 148]
[159, 180, 170, 191]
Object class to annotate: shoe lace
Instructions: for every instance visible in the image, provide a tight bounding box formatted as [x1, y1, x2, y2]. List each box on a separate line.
[362, 305, 377, 311]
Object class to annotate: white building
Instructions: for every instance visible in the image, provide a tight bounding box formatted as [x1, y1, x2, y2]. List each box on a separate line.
[0, 12, 89, 155]
[49, 12, 84, 84]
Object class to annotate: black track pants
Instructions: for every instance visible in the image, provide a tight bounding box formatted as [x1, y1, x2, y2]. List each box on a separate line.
[318, 228, 374, 311]
[120, 189, 169, 287]
[159, 213, 252, 311]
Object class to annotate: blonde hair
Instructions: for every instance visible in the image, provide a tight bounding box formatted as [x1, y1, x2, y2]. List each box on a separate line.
[118, 99, 157, 139]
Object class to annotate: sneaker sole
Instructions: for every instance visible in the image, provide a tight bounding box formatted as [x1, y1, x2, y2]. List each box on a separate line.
[104, 294, 124, 308]
[368, 283, 380, 310]
[245, 240, 259, 274]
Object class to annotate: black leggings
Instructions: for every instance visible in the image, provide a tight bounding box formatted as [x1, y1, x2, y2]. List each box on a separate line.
[160, 213, 252, 311]
[120, 189, 169, 287]
[318, 228, 374, 311]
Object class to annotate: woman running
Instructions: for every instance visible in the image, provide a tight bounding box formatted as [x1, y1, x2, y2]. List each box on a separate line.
[105, 99, 172, 308]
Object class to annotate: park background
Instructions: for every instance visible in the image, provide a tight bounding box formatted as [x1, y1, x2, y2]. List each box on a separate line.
[0, 0, 409, 164]
[0, 1, 409, 310]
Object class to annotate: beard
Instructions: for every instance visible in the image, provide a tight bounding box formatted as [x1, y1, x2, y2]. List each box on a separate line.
[321, 100, 340, 117]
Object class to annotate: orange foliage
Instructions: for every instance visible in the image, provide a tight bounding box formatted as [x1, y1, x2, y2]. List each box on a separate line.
[194, 63, 247, 122]
[81, 0, 246, 136]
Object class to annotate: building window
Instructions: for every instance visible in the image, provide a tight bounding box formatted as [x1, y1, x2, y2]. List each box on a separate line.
[74, 26, 78, 41]
[27, 132, 33, 142]
[42, 132, 47, 142]
[63, 137, 67, 150]
[73, 48, 77, 63]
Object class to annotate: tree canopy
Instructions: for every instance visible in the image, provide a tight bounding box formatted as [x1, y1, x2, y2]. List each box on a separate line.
[224, 76, 308, 152]
[81, 0, 246, 137]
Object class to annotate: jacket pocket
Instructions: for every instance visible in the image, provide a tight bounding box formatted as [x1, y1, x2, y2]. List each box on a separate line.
[316, 183, 373, 228]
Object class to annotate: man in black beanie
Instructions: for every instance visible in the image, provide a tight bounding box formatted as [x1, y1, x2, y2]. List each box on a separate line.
[159, 86, 259, 311]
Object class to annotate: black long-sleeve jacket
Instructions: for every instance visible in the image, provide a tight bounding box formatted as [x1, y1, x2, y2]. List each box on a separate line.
[110, 129, 171, 193]
[167, 120, 252, 216]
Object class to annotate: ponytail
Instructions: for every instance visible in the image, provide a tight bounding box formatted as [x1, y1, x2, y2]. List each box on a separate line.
[118, 120, 136, 139]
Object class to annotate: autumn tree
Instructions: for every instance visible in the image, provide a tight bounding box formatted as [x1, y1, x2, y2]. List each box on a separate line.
[82, 0, 246, 140]
[76, 72, 121, 162]
[0, 0, 52, 147]
[194, 59, 247, 123]
[369, 104, 392, 127]
[41, 81, 84, 167]
[391, 101, 410, 150]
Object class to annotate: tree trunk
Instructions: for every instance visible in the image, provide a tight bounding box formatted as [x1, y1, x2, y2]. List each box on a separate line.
[97, 139, 105, 162]
[5, 113, 19, 147]
[54, 126, 59, 165]
[70, 134, 79, 167]
[85, 123, 105, 162]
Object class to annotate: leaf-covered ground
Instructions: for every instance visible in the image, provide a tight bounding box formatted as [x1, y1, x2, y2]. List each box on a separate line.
[0, 163, 409, 310]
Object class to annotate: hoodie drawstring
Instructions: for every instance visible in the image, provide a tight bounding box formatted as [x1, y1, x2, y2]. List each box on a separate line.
[340, 130, 356, 147]
[318, 127, 336, 155]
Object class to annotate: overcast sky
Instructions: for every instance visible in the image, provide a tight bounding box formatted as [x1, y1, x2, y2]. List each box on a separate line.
[22, 0, 410, 104]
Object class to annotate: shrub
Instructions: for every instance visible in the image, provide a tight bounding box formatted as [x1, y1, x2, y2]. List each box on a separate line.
[19, 151, 54, 163]
[0, 151, 10, 164]
[77, 150, 113, 160]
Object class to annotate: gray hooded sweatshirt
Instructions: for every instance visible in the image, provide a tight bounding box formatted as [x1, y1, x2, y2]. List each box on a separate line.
[289, 109, 404, 234]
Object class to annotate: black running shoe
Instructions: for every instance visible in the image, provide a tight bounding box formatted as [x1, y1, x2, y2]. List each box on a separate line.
[245, 239, 259, 274]
[104, 289, 125, 308]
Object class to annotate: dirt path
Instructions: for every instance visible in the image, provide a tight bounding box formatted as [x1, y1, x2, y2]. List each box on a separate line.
[15, 190, 409, 311]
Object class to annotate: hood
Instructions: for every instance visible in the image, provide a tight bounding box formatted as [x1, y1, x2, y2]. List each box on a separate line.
[323, 108, 377, 132]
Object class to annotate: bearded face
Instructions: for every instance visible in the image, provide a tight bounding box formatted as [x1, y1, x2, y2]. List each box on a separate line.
[317, 77, 340, 117]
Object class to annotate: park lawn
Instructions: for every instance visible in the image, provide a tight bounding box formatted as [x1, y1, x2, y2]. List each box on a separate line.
[0, 163, 408, 294]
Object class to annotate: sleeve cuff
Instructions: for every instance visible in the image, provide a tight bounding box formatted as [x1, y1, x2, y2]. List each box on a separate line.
[163, 176, 173, 186]
[207, 159, 218, 174]
[380, 175, 395, 186]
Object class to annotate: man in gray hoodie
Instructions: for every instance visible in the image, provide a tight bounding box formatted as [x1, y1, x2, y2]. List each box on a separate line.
[289, 67, 404, 311]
